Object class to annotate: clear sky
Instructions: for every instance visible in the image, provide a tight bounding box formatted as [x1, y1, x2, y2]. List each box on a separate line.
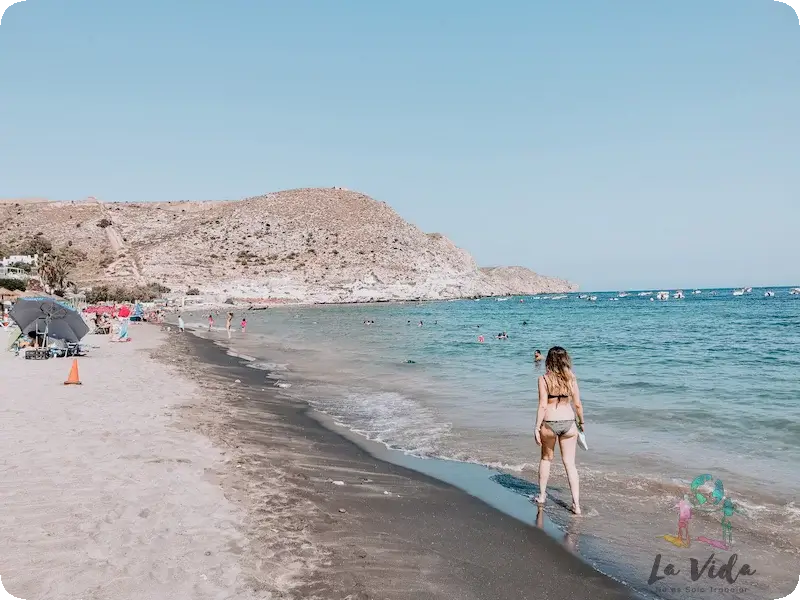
[1, 0, 798, 291]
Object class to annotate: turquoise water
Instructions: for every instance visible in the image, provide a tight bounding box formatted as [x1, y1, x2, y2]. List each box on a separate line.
[189, 287, 800, 600]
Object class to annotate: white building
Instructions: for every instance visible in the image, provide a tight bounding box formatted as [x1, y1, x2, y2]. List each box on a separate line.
[0, 254, 38, 267]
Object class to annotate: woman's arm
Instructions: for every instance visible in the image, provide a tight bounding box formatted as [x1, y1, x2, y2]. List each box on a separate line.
[572, 378, 585, 429]
[534, 376, 548, 445]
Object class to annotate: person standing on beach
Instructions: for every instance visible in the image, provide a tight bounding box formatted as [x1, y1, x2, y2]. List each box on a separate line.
[533, 346, 585, 515]
[241, 316, 247, 333]
[208, 314, 214, 330]
[178, 314, 185, 333]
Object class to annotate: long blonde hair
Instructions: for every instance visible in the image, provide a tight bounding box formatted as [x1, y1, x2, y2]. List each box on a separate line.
[544, 346, 575, 399]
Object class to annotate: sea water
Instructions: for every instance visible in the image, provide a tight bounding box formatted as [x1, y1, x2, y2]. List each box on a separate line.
[189, 288, 800, 600]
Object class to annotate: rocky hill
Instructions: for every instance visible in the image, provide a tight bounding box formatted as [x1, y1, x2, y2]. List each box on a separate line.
[0, 189, 577, 302]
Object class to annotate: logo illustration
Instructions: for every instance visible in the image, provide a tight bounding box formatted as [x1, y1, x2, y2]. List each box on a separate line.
[662, 474, 738, 550]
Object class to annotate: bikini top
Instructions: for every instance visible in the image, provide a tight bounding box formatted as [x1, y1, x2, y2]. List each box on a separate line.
[543, 375, 570, 400]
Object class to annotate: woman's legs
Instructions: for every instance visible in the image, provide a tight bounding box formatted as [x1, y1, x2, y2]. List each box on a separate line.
[536, 425, 557, 503]
[559, 425, 581, 514]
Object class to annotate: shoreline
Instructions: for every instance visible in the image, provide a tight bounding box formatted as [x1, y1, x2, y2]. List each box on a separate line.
[173, 326, 633, 599]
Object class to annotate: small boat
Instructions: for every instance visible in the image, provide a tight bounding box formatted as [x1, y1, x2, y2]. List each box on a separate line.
[609, 297, 619, 301]
[733, 289, 745, 296]
[791, 288, 800, 295]
[764, 291, 775, 297]
[673, 290, 685, 299]
[551, 295, 567, 300]
[638, 291, 653, 296]
[692, 290, 702, 295]
[657, 291, 669, 301]
[588, 296, 598, 302]
[745, 287, 753, 294]
[618, 292, 629, 298]
[578, 294, 589, 300]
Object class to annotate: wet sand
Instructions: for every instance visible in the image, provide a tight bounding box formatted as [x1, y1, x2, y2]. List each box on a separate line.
[173, 329, 632, 599]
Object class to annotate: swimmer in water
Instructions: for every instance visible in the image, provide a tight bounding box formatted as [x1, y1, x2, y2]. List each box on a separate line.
[522, 321, 529, 325]
[478, 335, 485, 343]
[419, 321, 423, 327]
[534, 350, 543, 363]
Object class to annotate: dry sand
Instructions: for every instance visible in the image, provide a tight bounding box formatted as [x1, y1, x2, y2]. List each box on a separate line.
[0, 326, 299, 600]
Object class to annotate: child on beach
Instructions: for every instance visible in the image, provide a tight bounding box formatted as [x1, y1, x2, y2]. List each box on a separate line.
[178, 314, 185, 333]
[241, 317, 246, 333]
[208, 314, 214, 330]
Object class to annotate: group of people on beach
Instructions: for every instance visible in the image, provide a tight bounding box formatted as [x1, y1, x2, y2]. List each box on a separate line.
[173, 312, 249, 335]
[206, 312, 247, 334]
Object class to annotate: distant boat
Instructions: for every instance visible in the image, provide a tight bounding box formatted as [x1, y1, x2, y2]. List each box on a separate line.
[673, 290, 685, 299]
[638, 291, 653, 297]
[609, 297, 619, 301]
[733, 289, 745, 296]
[764, 291, 775, 297]
[745, 287, 753, 294]
[551, 295, 567, 300]
[578, 294, 589, 300]
[692, 290, 702, 295]
[790, 288, 800, 295]
[588, 296, 598, 302]
[657, 291, 669, 301]
[618, 292, 629, 298]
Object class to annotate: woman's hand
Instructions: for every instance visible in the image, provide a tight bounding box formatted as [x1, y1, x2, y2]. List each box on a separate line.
[534, 427, 542, 446]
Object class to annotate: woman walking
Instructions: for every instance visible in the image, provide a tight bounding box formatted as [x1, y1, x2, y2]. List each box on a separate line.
[533, 346, 585, 514]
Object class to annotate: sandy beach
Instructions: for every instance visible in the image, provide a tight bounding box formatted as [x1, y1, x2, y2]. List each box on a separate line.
[0, 324, 631, 600]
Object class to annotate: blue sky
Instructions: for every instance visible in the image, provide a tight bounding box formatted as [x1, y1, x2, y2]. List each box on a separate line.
[1, 0, 798, 290]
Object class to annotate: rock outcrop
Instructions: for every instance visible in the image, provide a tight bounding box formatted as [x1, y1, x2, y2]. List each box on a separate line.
[0, 189, 577, 302]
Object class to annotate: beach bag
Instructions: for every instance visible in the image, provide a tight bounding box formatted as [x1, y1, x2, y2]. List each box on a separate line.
[576, 421, 588, 451]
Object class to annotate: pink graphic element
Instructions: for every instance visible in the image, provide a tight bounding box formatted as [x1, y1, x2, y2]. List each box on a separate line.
[677, 498, 692, 521]
[696, 536, 730, 550]
[672, 496, 693, 546]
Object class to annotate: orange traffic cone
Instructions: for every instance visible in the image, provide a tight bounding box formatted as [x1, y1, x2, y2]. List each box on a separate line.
[64, 359, 82, 385]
